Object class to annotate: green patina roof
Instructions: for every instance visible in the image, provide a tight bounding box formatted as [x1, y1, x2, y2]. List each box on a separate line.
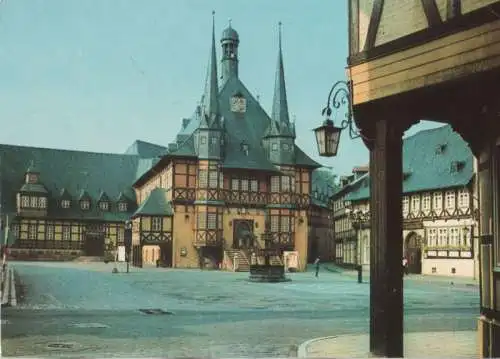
[344, 125, 474, 202]
[98, 191, 110, 202]
[0, 144, 140, 221]
[311, 169, 338, 208]
[0, 227, 17, 246]
[132, 188, 173, 217]
[19, 183, 48, 194]
[125, 140, 168, 158]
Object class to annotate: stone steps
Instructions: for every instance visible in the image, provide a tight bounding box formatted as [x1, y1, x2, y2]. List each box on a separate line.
[225, 249, 250, 272]
[73, 256, 104, 263]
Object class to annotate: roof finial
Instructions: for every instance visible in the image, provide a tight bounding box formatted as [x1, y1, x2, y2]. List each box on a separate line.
[278, 21, 282, 48]
[228, 18, 232, 27]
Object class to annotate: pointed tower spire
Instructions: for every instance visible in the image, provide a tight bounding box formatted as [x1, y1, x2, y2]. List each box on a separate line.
[271, 22, 293, 137]
[202, 10, 220, 126]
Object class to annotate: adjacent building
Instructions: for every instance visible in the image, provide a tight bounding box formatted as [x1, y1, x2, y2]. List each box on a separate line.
[0, 19, 334, 271]
[331, 125, 479, 278]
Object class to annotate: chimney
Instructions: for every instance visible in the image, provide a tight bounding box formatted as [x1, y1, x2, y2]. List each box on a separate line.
[181, 118, 190, 130]
[168, 143, 178, 152]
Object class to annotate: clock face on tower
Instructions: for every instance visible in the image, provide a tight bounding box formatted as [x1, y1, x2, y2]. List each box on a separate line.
[230, 95, 246, 113]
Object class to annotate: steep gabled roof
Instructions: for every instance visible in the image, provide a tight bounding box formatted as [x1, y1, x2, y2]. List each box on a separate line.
[344, 125, 473, 201]
[132, 188, 173, 217]
[124, 140, 168, 158]
[0, 144, 138, 220]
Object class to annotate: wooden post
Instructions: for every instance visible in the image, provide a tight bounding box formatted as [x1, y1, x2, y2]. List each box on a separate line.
[369, 119, 404, 357]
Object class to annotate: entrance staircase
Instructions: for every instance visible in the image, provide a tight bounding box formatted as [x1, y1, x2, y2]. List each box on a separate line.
[225, 249, 250, 272]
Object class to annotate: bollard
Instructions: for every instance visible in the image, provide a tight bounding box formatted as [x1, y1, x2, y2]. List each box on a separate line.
[357, 265, 362, 283]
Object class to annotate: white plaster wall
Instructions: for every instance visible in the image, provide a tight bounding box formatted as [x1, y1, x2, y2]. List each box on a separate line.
[422, 258, 475, 278]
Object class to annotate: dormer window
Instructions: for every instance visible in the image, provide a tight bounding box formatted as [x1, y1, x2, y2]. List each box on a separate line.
[81, 200, 90, 210]
[272, 143, 278, 151]
[282, 143, 290, 151]
[241, 142, 249, 155]
[38, 197, 47, 209]
[61, 200, 71, 209]
[21, 196, 29, 208]
[30, 196, 37, 208]
[118, 202, 128, 212]
[99, 201, 109, 211]
[27, 173, 39, 184]
[451, 160, 465, 173]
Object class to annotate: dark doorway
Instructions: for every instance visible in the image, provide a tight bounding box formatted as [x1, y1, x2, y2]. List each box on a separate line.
[405, 232, 422, 274]
[232, 220, 254, 249]
[160, 243, 173, 267]
[84, 234, 105, 256]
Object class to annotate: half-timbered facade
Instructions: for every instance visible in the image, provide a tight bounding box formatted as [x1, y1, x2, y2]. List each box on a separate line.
[131, 20, 333, 271]
[332, 125, 479, 277]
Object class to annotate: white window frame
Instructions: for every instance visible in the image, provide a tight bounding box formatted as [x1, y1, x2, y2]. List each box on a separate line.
[280, 216, 291, 232]
[81, 200, 90, 210]
[241, 179, 249, 191]
[428, 228, 437, 247]
[208, 171, 218, 188]
[458, 189, 469, 209]
[30, 196, 37, 208]
[402, 196, 409, 214]
[449, 227, 460, 247]
[411, 196, 420, 213]
[422, 193, 431, 212]
[433, 192, 442, 210]
[21, 196, 29, 208]
[38, 197, 47, 209]
[438, 228, 448, 247]
[270, 216, 279, 232]
[207, 213, 217, 230]
[61, 200, 71, 209]
[99, 201, 109, 211]
[445, 190, 455, 210]
[231, 178, 239, 191]
[62, 226, 71, 240]
[250, 179, 258, 192]
[281, 176, 291, 192]
[198, 170, 208, 188]
[28, 224, 37, 240]
[270, 176, 280, 192]
[45, 224, 54, 240]
[118, 202, 127, 212]
[151, 217, 162, 231]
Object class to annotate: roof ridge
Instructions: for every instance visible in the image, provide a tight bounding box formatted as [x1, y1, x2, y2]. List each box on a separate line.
[0, 143, 137, 157]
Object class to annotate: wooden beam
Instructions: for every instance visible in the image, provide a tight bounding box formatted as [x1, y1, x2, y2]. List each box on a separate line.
[369, 118, 404, 357]
[447, 0, 462, 19]
[421, 0, 443, 27]
[363, 0, 385, 51]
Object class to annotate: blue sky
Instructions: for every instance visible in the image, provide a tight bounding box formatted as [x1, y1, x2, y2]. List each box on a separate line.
[0, 0, 443, 176]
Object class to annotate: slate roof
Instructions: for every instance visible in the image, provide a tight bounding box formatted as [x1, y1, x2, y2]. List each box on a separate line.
[0, 144, 140, 221]
[125, 140, 168, 158]
[311, 169, 338, 208]
[132, 188, 173, 217]
[344, 125, 474, 201]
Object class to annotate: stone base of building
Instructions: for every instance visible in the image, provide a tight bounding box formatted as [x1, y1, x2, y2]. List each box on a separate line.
[9, 249, 84, 262]
[422, 258, 476, 278]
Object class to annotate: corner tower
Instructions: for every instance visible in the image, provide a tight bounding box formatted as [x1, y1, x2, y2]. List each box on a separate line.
[220, 19, 239, 86]
[263, 22, 296, 165]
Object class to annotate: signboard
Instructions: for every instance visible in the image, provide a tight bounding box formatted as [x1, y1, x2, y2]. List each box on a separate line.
[117, 246, 126, 262]
[283, 251, 298, 271]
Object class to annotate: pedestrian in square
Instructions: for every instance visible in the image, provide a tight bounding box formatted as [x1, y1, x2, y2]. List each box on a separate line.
[402, 257, 409, 276]
[314, 256, 320, 278]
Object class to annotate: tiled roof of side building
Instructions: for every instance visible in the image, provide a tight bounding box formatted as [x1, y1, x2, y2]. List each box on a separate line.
[132, 188, 174, 217]
[124, 140, 168, 158]
[0, 144, 140, 220]
[311, 169, 339, 208]
[344, 125, 474, 201]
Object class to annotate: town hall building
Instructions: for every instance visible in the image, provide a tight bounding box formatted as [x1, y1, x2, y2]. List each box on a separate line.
[0, 18, 334, 271]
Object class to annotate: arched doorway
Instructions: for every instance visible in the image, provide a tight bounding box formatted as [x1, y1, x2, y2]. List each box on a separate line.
[232, 220, 254, 249]
[404, 232, 422, 274]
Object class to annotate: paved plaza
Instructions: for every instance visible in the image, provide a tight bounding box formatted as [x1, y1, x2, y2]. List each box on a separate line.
[1, 262, 479, 357]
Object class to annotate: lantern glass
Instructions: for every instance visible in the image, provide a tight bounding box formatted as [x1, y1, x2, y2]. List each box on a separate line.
[314, 121, 342, 157]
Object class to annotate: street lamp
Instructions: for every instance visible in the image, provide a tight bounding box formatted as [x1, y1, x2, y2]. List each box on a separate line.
[314, 79, 361, 157]
[124, 220, 132, 274]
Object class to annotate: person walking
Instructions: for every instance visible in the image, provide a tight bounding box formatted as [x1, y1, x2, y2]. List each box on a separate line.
[314, 256, 320, 278]
[402, 257, 409, 276]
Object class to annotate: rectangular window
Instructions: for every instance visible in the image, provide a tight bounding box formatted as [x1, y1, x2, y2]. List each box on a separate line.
[38, 197, 47, 209]
[411, 196, 420, 212]
[270, 216, 279, 232]
[30, 196, 37, 208]
[207, 213, 217, 229]
[281, 176, 291, 191]
[250, 179, 258, 192]
[231, 179, 239, 191]
[458, 189, 469, 208]
[462, 227, 471, 247]
[433, 192, 442, 210]
[422, 193, 431, 211]
[428, 228, 437, 247]
[198, 170, 208, 188]
[99, 201, 109, 211]
[208, 171, 218, 188]
[219, 173, 224, 188]
[61, 200, 71, 209]
[241, 179, 248, 191]
[62, 226, 71, 240]
[449, 227, 460, 247]
[28, 224, 37, 240]
[271, 176, 280, 192]
[438, 228, 448, 247]
[151, 217, 162, 231]
[81, 200, 90, 210]
[281, 216, 290, 232]
[117, 229, 124, 245]
[197, 213, 206, 229]
[46, 224, 55, 240]
[118, 202, 127, 212]
[402, 196, 409, 214]
[445, 191, 455, 210]
[21, 196, 29, 208]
